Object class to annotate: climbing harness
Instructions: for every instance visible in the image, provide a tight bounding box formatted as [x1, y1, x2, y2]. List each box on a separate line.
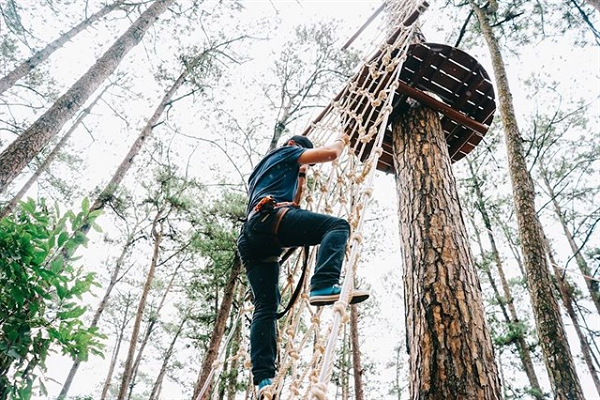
[276, 245, 310, 320]
[205, 0, 496, 397]
[246, 196, 311, 320]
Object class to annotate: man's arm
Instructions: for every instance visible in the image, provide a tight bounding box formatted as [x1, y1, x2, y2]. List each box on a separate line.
[297, 135, 349, 165]
[293, 165, 307, 204]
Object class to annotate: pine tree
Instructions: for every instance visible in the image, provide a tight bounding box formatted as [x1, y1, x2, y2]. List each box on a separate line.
[0, 0, 175, 193]
[464, 156, 543, 397]
[392, 104, 502, 399]
[469, 2, 585, 397]
[0, 1, 124, 96]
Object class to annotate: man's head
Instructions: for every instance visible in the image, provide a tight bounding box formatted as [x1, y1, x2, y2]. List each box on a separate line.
[286, 135, 314, 149]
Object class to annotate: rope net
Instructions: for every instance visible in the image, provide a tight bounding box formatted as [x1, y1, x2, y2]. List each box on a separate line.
[202, 1, 428, 398]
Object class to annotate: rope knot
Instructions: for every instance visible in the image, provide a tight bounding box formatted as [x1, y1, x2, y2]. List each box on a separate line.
[333, 301, 347, 316]
[311, 382, 328, 400]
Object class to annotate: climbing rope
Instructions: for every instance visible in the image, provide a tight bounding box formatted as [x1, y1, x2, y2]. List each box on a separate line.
[204, 1, 429, 398]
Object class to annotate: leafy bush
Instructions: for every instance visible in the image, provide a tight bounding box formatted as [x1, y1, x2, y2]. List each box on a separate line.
[0, 199, 104, 399]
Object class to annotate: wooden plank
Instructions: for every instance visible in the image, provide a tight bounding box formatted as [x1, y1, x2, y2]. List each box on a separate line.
[394, 79, 490, 135]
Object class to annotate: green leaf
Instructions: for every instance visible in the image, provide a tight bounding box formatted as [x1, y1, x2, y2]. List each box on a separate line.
[58, 306, 86, 320]
[39, 379, 48, 397]
[57, 232, 69, 248]
[48, 234, 56, 249]
[50, 258, 63, 273]
[91, 222, 103, 233]
[74, 231, 88, 246]
[17, 378, 33, 399]
[55, 282, 68, 300]
[32, 249, 47, 265]
[47, 328, 60, 340]
[11, 287, 24, 306]
[88, 209, 103, 220]
[21, 199, 35, 214]
[7, 348, 21, 359]
[81, 197, 90, 214]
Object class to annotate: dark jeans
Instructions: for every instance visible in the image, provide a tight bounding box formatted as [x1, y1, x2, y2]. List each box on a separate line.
[237, 207, 350, 384]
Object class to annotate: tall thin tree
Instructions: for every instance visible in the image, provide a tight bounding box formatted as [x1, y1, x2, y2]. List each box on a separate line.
[191, 255, 242, 399]
[0, 0, 175, 193]
[0, 84, 111, 218]
[350, 304, 365, 400]
[543, 231, 600, 396]
[469, 2, 585, 397]
[58, 232, 142, 399]
[148, 317, 188, 400]
[466, 157, 543, 397]
[0, 1, 124, 95]
[539, 168, 600, 314]
[116, 211, 166, 400]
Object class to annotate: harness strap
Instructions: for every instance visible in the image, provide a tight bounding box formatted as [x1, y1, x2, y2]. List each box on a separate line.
[272, 207, 289, 235]
[276, 245, 310, 320]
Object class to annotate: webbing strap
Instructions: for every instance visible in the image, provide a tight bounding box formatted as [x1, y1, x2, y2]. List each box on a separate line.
[276, 245, 310, 320]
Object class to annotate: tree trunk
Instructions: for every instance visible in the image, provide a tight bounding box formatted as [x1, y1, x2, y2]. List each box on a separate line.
[191, 254, 242, 400]
[126, 318, 157, 400]
[350, 305, 365, 400]
[584, 0, 600, 12]
[392, 104, 501, 399]
[148, 317, 187, 400]
[470, 3, 585, 398]
[58, 236, 137, 399]
[0, 1, 124, 96]
[85, 69, 188, 221]
[0, 0, 174, 192]
[225, 321, 242, 400]
[100, 294, 134, 400]
[127, 262, 181, 399]
[466, 159, 543, 397]
[540, 169, 600, 314]
[543, 232, 600, 396]
[268, 101, 291, 153]
[116, 216, 164, 400]
[0, 86, 109, 218]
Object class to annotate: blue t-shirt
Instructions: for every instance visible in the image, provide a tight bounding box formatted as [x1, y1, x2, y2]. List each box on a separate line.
[247, 146, 306, 214]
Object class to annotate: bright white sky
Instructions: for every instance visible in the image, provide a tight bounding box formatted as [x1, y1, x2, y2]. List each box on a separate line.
[7, 0, 598, 398]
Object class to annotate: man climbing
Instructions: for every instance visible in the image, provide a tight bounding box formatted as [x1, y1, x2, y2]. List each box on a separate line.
[237, 134, 369, 399]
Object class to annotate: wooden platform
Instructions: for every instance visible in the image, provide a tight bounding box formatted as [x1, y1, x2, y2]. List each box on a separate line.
[347, 42, 496, 172]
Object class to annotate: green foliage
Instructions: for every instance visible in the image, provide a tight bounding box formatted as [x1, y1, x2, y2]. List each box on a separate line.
[0, 199, 104, 399]
[185, 190, 245, 347]
[493, 320, 527, 347]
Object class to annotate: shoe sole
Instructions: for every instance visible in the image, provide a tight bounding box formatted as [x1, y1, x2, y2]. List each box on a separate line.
[309, 292, 370, 307]
[258, 386, 276, 400]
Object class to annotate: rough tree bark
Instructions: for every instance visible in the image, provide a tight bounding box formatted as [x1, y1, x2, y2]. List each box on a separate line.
[0, 1, 124, 96]
[470, 2, 585, 398]
[0, 0, 174, 192]
[466, 159, 543, 397]
[191, 254, 242, 400]
[392, 104, 501, 399]
[0, 86, 109, 217]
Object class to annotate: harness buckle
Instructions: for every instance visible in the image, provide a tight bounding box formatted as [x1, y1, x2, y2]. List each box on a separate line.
[254, 195, 276, 212]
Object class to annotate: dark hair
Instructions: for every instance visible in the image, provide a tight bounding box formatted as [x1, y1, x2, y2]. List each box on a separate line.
[288, 135, 314, 149]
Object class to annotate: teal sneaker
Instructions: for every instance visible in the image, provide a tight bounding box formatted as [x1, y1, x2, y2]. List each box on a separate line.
[309, 284, 370, 306]
[258, 378, 273, 399]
